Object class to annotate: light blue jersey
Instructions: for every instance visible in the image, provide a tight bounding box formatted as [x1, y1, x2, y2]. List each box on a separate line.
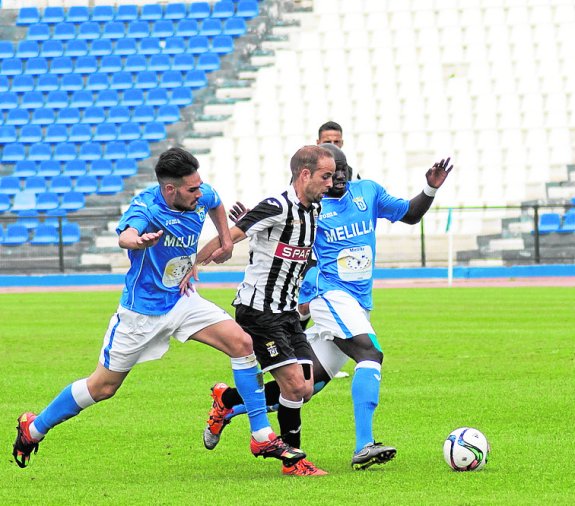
[116, 183, 220, 315]
[299, 180, 409, 310]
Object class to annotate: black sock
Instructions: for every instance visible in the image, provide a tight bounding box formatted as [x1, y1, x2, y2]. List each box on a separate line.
[278, 395, 303, 448]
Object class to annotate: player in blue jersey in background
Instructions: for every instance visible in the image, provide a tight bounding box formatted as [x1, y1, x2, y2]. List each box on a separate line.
[12, 147, 305, 469]
[201, 144, 452, 470]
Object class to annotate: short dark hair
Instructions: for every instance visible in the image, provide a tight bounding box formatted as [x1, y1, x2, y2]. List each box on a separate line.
[155, 147, 199, 184]
[318, 121, 343, 137]
[290, 145, 334, 180]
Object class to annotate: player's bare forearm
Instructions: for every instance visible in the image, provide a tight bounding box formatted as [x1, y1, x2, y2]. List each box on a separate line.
[208, 204, 234, 264]
[118, 227, 164, 250]
[196, 226, 246, 266]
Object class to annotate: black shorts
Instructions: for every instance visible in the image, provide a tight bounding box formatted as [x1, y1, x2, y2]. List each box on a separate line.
[235, 304, 313, 373]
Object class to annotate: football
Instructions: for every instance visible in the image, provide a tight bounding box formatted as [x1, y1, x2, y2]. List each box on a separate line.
[443, 427, 490, 471]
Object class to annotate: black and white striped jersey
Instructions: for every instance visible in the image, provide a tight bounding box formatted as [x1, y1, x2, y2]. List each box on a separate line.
[233, 185, 320, 313]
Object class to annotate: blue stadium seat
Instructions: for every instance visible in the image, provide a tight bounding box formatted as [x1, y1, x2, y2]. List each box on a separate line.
[0, 92, 18, 110]
[70, 90, 94, 109]
[213, 1, 235, 19]
[95, 89, 119, 108]
[196, 52, 220, 71]
[152, 20, 175, 38]
[172, 53, 194, 71]
[20, 124, 43, 143]
[109, 106, 131, 124]
[51, 56, 74, 75]
[16, 40, 39, 58]
[12, 75, 35, 92]
[44, 124, 68, 143]
[0, 75, 9, 92]
[61, 222, 81, 244]
[17, 7, 41, 26]
[90, 159, 113, 176]
[25, 176, 48, 193]
[170, 87, 193, 106]
[188, 2, 211, 20]
[42, 7, 66, 24]
[0, 195, 10, 213]
[176, 19, 199, 37]
[2, 143, 26, 162]
[100, 55, 123, 73]
[68, 124, 92, 143]
[27, 24, 51, 41]
[51, 175, 73, 193]
[60, 191, 85, 211]
[0, 40, 14, 58]
[86, 73, 109, 91]
[13, 160, 37, 178]
[114, 38, 137, 56]
[37, 160, 61, 177]
[164, 36, 187, 54]
[57, 107, 81, 125]
[41, 40, 65, 58]
[236, 0, 259, 18]
[11, 191, 36, 212]
[116, 5, 138, 22]
[0, 176, 21, 195]
[46, 91, 69, 109]
[102, 21, 125, 40]
[75, 56, 98, 74]
[537, 213, 561, 234]
[148, 54, 170, 72]
[17, 209, 41, 229]
[110, 72, 134, 90]
[147, 88, 169, 106]
[25, 57, 49, 76]
[79, 142, 102, 160]
[92, 5, 115, 23]
[187, 35, 209, 54]
[77, 21, 101, 40]
[63, 160, 87, 177]
[127, 21, 149, 39]
[183, 69, 207, 88]
[141, 4, 163, 21]
[122, 89, 145, 107]
[558, 213, 575, 234]
[3, 224, 29, 245]
[125, 54, 147, 72]
[133, 105, 155, 123]
[29, 143, 52, 161]
[53, 22, 76, 41]
[139, 37, 162, 55]
[223, 17, 247, 36]
[36, 75, 59, 92]
[75, 174, 98, 194]
[200, 19, 222, 36]
[82, 106, 106, 124]
[60, 74, 84, 92]
[1, 58, 23, 76]
[113, 159, 138, 177]
[135, 71, 157, 89]
[0, 125, 17, 143]
[90, 39, 113, 56]
[6, 109, 30, 126]
[104, 141, 127, 160]
[157, 104, 180, 122]
[98, 174, 124, 194]
[65, 40, 89, 57]
[165, 3, 187, 20]
[127, 140, 151, 159]
[212, 34, 234, 54]
[54, 143, 76, 161]
[142, 121, 166, 141]
[159, 70, 183, 88]
[117, 122, 140, 141]
[66, 6, 90, 24]
[31, 224, 59, 244]
[22, 91, 44, 110]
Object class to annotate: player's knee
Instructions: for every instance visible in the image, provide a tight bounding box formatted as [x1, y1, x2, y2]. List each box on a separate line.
[90, 383, 120, 402]
[228, 330, 254, 357]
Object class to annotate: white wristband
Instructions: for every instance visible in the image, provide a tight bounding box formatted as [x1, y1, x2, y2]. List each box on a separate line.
[423, 183, 438, 197]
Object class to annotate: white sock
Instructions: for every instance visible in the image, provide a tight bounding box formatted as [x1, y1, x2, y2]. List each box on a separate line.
[251, 427, 274, 442]
[29, 422, 44, 441]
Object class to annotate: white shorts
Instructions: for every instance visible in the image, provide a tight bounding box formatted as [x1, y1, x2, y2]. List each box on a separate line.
[305, 290, 375, 378]
[99, 291, 232, 372]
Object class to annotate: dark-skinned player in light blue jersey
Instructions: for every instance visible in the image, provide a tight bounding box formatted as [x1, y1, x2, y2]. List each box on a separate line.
[200, 144, 452, 470]
[12, 147, 305, 469]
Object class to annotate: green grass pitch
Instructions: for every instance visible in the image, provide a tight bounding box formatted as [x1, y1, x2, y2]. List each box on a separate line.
[1, 287, 573, 505]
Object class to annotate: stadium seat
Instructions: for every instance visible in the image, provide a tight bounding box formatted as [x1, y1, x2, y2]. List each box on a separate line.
[64, 40, 89, 57]
[60, 74, 84, 92]
[16, 40, 39, 58]
[0, 194, 10, 213]
[113, 159, 138, 177]
[116, 5, 138, 22]
[122, 89, 145, 107]
[0, 176, 21, 195]
[117, 122, 141, 141]
[35, 192, 60, 211]
[90, 159, 113, 176]
[104, 142, 127, 160]
[170, 87, 193, 106]
[66, 6, 90, 24]
[42, 7, 65, 24]
[53, 143, 76, 161]
[141, 4, 163, 21]
[212, 1, 235, 19]
[196, 52, 220, 71]
[95, 89, 119, 108]
[0, 40, 14, 58]
[37, 160, 61, 177]
[139, 37, 162, 55]
[148, 54, 171, 72]
[51, 57, 74, 75]
[27, 24, 51, 41]
[82, 106, 106, 124]
[57, 108, 81, 125]
[187, 35, 209, 54]
[13, 160, 37, 178]
[127, 21, 149, 39]
[1, 58, 23, 76]
[63, 160, 87, 177]
[0, 125, 17, 143]
[61, 222, 81, 244]
[558, 213, 575, 233]
[114, 38, 138, 56]
[212, 35, 234, 54]
[110, 72, 134, 90]
[78, 142, 102, 160]
[98, 174, 124, 194]
[10, 191, 36, 211]
[45, 124, 68, 143]
[102, 22, 125, 40]
[25, 57, 49, 76]
[70, 90, 94, 109]
[21, 91, 44, 110]
[183, 70, 208, 88]
[2, 144, 26, 162]
[29, 143, 52, 161]
[176, 19, 199, 37]
[109, 106, 131, 124]
[90, 39, 113, 57]
[127, 140, 151, 159]
[86, 73, 110, 91]
[100, 55, 123, 73]
[51, 175, 73, 194]
[31, 108, 55, 125]
[60, 191, 86, 212]
[17, 7, 41, 26]
[31, 224, 59, 245]
[172, 53, 194, 71]
[133, 105, 155, 123]
[200, 19, 222, 37]
[0, 75, 10, 91]
[92, 6, 115, 23]
[236, 1, 259, 19]
[20, 124, 43, 143]
[135, 71, 158, 89]
[164, 36, 187, 54]
[46, 91, 70, 109]
[147, 88, 169, 106]
[77, 22, 101, 40]
[36, 74, 59, 92]
[75, 56, 98, 74]
[6, 109, 30, 126]
[159, 71, 183, 88]
[125, 54, 147, 72]
[188, 2, 211, 20]
[152, 20, 175, 38]
[53, 23, 76, 41]
[41, 40, 65, 58]
[223, 17, 247, 36]
[26, 176, 49, 193]
[156, 104, 180, 123]
[75, 174, 99, 193]
[69, 124, 92, 143]
[0, 92, 18, 110]
[142, 121, 166, 141]
[165, 3, 187, 20]
[3, 224, 29, 245]
[16, 209, 41, 230]
[537, 213, 561, 234]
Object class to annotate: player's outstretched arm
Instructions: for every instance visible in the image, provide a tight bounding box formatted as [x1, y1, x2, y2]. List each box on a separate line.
[118, 227, 164, 250]
[401, 157, 453, 225]
[208, 203, 234, 264]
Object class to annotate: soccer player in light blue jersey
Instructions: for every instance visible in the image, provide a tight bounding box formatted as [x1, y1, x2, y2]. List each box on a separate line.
[202, 144, 452, 471]
[12, 147, 305, 469]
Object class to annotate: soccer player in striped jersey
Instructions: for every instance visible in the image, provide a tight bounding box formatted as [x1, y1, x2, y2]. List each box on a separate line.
[12, 148, 305, 469]
[192, 145, 334, 476]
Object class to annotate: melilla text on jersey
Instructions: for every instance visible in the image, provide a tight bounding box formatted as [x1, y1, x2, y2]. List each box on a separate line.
[162, 233, 199, 248]
[324, 219, 374, 243]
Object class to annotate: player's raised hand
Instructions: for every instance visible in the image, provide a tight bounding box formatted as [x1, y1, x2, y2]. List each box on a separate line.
[179, 263, 198, 296]
[426, 157, 453, 189]
[136, 230, 164, 249]
[228, 201, 249, 223]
